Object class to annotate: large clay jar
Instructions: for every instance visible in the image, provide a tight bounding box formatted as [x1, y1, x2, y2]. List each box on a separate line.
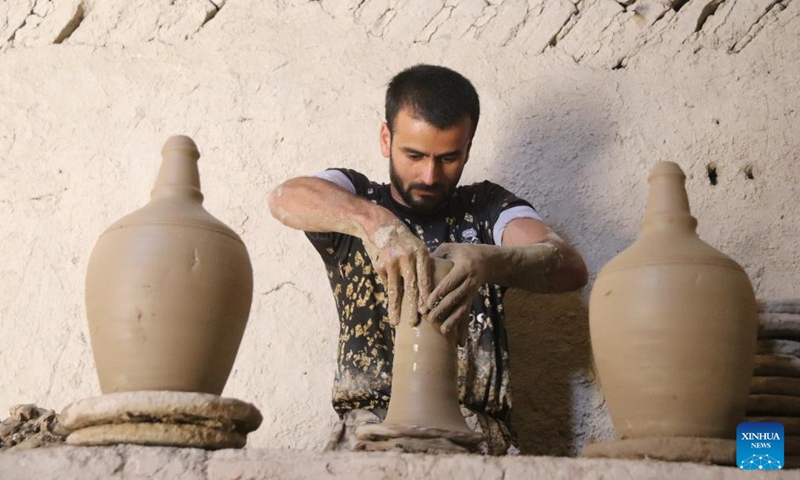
[590, 161, 757, 439]
[86, 136, 253, 395]
[359, 258, 481, 445]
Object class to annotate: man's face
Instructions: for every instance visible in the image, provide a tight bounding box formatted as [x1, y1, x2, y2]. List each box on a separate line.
[380, 108, 473, 216]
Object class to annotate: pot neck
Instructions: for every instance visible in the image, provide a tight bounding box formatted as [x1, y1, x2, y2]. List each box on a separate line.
[150, 136, 204, 203]
[639, 162, 698, 235]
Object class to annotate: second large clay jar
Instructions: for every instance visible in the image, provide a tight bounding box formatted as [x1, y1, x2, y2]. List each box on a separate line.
[589, 161, 757, 439]
[85, 136, 253, 395]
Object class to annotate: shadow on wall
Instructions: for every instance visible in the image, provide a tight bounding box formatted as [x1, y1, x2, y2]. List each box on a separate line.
[493, 79, 623, 456]
[504, 291, 592, 456]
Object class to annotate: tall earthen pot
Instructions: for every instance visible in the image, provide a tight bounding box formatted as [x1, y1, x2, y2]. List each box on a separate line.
[86, 136, 253, 395]
[589, 161, 757, 439]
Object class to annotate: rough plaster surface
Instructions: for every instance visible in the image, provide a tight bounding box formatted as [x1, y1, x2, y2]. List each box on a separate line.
[1, 445, 796, 479]
[1, 0, 798, 455]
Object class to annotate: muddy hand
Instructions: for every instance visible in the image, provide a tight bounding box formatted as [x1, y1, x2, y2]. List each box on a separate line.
[364, 220, 433, 326]
[424, 243, 488, 336]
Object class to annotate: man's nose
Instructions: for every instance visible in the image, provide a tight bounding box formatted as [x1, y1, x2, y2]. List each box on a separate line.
[420, 160, 441, 185]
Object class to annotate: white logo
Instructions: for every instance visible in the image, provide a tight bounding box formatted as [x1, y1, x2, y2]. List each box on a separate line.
[461, 228, 479, 244]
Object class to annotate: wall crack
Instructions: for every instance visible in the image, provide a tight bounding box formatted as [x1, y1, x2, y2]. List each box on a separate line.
[54, 2, 85, 44]
[414, 3, 453, 44]
[5, 1, 39, 46]
[548, 0, 584, 49]
[731, 0, 791, 52]
[464, 1, 499, 40]
[500, 2, 534, 47]
[694, 0, 726, 33]
[261, 281, 297, 296]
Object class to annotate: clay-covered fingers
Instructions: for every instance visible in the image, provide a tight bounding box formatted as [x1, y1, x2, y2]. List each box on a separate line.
[439, 303, 470, 336]
[400, 254, 420, 326]
[430, 243, 452, 260]
[425, 268, 470, 323]
[373, 257, 388, 283]
[385, 263, 403, 326]
[415, 253, 433, 314]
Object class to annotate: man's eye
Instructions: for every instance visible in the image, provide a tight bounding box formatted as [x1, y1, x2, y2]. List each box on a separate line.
[442, 156, 458, 163]
[408, 154, 423, 160]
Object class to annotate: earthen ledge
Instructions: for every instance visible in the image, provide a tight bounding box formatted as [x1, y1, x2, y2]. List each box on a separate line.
[0, 445, 794, 479]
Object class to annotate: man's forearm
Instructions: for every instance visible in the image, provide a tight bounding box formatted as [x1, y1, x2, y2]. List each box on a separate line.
[269, 176, 435, 324]
[424, 237, 587, 326]
[267, 176, 397, 243]
[468, 241, 587, 293]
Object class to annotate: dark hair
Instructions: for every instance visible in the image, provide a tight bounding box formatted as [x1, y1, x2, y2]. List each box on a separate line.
[385, 64, 480, 137]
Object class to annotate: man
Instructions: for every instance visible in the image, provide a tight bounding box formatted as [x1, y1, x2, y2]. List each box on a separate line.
[268, 64, 587, 454]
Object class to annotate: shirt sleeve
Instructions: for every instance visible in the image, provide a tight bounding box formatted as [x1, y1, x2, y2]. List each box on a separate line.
[313, 169, 356, 194]
[493, 205, 543, 246]
[477, 181, 543, 246]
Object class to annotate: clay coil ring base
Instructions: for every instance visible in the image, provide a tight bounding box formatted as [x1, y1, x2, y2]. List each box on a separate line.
[748, 395, 800, 416]
[758, 313, 800, 342]
[759, 299, 800, 315]
[753, 355, 800, 378]
[356, 423, 483, 447]
[788, 436, 800, 456]
[581, 437, 736, 466]
[58, 391, 262, 434]
[66, 423, 245, 450]
[759, 339, 800, 357]
[746, 417, 800, 435]
[750, 377, 800, 397]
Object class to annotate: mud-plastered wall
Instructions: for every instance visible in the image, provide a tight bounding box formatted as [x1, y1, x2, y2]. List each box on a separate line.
[1, 0, 798, 454]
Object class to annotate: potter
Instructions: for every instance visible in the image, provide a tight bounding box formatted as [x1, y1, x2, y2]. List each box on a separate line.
[269, 64, 587, 454]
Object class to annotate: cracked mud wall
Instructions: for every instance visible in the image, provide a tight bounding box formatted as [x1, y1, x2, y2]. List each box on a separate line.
[0, 0, 798, 455]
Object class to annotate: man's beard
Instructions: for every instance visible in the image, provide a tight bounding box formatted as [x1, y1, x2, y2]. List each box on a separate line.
[389, 157, 454, 216]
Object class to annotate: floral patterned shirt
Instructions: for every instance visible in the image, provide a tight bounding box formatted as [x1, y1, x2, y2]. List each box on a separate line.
[305, 168, 535, 429]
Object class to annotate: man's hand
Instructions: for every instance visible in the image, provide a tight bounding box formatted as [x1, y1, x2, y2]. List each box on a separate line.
[422, 232, 582, 340]
[423, 243, 489, 338]
[363, 219, 433, 327]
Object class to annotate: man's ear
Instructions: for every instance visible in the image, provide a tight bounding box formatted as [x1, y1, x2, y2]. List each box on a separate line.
[464, 139, 472, 164]
[379, 122, 391, 158]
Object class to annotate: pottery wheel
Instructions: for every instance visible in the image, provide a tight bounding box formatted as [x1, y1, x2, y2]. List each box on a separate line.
[356, 422, 483, 447]
[59, 391, 262, 449]
[581, 437, 736, 466]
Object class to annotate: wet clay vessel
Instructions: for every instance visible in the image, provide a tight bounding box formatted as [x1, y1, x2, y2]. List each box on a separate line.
[86, 136, 253, 394]
[358, 258, 482, 446]
[589, 161, 757, 439]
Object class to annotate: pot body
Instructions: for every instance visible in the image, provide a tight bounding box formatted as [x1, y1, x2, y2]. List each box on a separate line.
[589, 161, 757, 439]
[86, 136, 253, 394]
[381, 259, 474, 437]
